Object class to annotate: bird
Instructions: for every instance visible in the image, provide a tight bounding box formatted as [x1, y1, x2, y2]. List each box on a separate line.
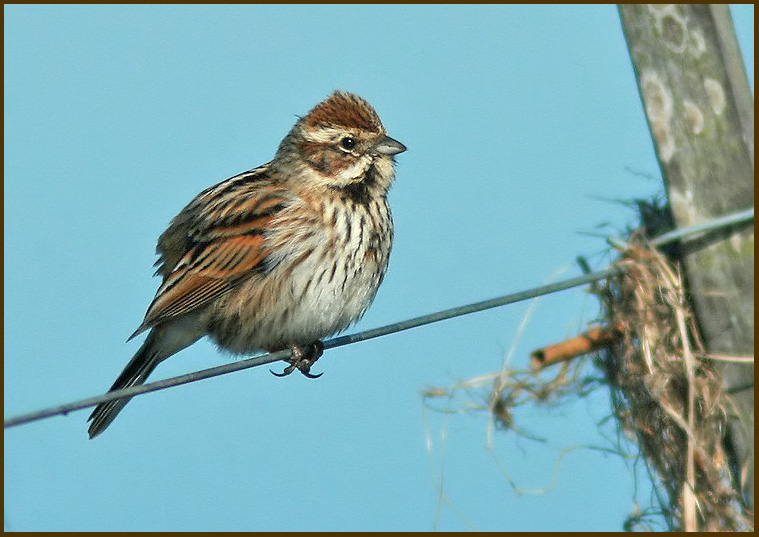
[87, 91, 406, 438]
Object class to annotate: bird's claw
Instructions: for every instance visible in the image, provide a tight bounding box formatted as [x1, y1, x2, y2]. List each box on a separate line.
[270, 364, 297, 377]
[270, 341, 324, 379]
[300, 369, 324, 379]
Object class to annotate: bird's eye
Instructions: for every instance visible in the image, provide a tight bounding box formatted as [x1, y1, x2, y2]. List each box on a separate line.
[339, 136, 356, 151]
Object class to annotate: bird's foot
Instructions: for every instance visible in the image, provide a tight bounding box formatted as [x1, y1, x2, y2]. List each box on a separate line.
[271, 341, 324, 379]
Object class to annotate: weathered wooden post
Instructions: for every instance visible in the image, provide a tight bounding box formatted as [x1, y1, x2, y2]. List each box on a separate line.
[618, 2, 753, 519]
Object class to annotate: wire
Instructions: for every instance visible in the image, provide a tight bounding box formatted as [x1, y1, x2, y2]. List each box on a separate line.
[3, 267, 621, 429]
[650, 207, 753, 246]
[3, 207, 753, 430]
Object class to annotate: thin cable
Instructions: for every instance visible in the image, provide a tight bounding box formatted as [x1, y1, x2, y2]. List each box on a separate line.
[4, 267, 620, 430]
[323, 267, 622, 349]
[606, 207, 753, 251]
[4, 206, 753, 430]
[650, 207, 753, 246]
[3, 349, 294, 429]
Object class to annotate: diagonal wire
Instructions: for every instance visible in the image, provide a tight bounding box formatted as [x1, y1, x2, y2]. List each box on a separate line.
[649, 207, 753, 246]
[4, 268, 621, 429]
[3, 207, 753, 430]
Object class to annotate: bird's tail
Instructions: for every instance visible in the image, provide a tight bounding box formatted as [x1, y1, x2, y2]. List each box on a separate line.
[87, 329, 165, 438]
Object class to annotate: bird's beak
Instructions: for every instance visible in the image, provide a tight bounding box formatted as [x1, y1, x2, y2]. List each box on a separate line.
[372, 135, 406, 156]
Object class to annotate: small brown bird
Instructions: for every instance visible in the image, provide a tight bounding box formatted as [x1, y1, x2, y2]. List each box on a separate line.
[88, 92, 405, 437]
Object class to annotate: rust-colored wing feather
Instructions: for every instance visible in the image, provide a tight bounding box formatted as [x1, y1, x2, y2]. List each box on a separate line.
[130, 165, 290, 339]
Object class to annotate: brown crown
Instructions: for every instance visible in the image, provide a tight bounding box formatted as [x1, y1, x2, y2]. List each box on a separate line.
[302, 91, 383, 133]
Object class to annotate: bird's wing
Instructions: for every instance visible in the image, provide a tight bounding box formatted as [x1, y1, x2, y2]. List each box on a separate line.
[130, 167, 291, 338]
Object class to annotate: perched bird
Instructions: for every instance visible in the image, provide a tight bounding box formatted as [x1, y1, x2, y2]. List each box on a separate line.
[88, 91, 405, 438]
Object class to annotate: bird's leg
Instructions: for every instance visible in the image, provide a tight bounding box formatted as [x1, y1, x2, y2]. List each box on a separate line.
[271, 341, 324, 379]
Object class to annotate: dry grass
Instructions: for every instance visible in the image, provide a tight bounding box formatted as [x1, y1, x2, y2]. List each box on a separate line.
[594, 231, 751, 531]
[422, 229, 752, 531]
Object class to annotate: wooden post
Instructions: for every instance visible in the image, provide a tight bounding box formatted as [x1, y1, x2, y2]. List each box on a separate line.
[618, 3, 754, 515]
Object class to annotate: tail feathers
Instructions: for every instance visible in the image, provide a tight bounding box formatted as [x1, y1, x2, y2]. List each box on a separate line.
[87, 332, 163, 439]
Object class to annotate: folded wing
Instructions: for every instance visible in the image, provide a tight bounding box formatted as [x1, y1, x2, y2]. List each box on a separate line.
[131, 167, 290, 338]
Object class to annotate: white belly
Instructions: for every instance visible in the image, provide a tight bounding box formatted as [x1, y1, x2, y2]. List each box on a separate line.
[206, 197, 392, 353]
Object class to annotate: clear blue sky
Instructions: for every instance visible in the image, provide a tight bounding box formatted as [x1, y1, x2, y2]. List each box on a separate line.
[4, 5, 753, 531]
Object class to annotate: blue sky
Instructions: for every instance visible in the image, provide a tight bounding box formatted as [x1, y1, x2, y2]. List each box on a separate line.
[4, 5, 753, 531]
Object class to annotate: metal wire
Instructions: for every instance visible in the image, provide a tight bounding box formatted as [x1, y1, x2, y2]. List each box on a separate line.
[4, 207, 753, 430]
[650, 207, 753, 246]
